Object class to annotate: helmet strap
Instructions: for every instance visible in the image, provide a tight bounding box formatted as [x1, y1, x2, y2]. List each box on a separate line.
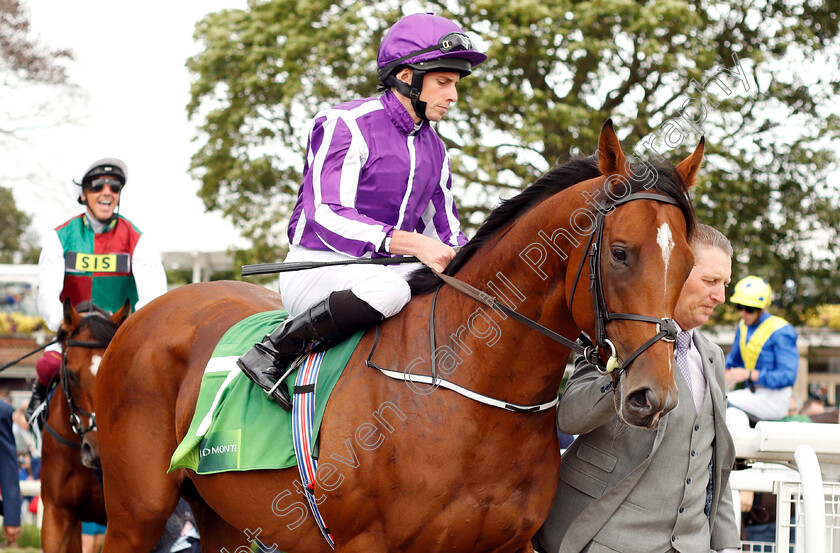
[409, 68, 428, 120]
[386, 69, 429, 120]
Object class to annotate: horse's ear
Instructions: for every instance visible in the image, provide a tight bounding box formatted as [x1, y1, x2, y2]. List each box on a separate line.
[674, 137, 705, 190]
[60, 298, 80, 344]
[597, 118, 629, 177]
[112, 300, 132, 328]
[63, 298, 80, 328]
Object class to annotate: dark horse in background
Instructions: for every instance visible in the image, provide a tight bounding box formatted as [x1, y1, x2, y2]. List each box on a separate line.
[87, 121, 704, 552]
[39, 300, 129, 553]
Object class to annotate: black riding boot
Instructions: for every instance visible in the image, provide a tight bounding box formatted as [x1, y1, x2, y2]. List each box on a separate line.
[236, 290, 383, 410]
[24, 380, 49, 426]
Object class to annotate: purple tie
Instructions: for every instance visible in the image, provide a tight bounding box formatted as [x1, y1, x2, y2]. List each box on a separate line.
[676, 331, 693, 396]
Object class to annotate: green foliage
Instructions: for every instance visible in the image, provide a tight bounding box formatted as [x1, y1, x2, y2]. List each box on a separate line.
[0, 186, 39, 263]
[188, 0, 840, 311]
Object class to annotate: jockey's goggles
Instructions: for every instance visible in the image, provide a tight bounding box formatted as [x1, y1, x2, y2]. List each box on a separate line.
[438, 32, 475, 53]
[378, 32, 477, 79]
[733, 304, 758, 314]
[85, 178, 123, 194]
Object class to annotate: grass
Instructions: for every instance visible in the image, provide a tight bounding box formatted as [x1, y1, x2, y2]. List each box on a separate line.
[0, 524, 41, 552]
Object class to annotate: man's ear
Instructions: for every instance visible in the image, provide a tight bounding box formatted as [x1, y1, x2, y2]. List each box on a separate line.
[395, 67, 413, 85]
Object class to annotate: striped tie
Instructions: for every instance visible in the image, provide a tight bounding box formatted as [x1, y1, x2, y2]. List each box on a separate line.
[675, 330, 693, 396]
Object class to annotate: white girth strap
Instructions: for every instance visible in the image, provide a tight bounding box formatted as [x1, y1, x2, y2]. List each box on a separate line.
[373, 366, 559, 413]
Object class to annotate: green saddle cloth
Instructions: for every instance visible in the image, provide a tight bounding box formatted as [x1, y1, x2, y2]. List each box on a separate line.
[168, 309, 362, 475]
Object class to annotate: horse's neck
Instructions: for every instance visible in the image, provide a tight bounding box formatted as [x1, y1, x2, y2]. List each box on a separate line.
[413, 188, 590, 405]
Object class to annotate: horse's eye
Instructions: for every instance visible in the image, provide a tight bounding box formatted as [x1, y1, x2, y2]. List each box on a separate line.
[611, 247, 628, 264]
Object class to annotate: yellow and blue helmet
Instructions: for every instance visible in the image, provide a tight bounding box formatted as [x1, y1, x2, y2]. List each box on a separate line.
[730, 275, 772, 309]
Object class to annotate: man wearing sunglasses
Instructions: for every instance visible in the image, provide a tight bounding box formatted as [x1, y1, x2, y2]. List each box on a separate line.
[24, 158, 167, 424]
[724, 276, 798, 426]
[236, 13, 487, 409]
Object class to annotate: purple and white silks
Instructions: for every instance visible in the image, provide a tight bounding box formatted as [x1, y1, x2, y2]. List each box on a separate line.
[287, 89, 468, 258]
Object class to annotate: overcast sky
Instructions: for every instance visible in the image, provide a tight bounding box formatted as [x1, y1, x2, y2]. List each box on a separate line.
[8, 0, 248, 256]
[8, 1, 839, 261]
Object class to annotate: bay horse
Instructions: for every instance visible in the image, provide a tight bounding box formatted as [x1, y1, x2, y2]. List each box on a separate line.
[39, 299, 130, 553]
[92, 121, 704, 553]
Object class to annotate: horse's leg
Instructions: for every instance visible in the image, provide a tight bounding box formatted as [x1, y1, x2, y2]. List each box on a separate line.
[40, 503, 82, 553]
[99, 471, 180, 553]
[188, 500, 245, 553]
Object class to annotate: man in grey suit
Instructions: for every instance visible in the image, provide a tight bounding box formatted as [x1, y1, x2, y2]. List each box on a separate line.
[534, 224, 741, 553]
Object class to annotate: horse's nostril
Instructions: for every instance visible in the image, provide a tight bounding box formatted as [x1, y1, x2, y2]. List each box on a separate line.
[80, 441, 100, 469]
[627, 388, 659, 415]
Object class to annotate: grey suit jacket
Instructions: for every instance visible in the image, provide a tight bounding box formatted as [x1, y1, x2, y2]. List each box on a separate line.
[534, 331, 741, 553]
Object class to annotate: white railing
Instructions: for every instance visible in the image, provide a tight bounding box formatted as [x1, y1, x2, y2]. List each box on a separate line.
[730, 421, 840, 552]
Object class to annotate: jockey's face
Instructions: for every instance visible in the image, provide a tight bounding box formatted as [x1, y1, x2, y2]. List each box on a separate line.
[82, 177, 121, 222]
[395, 68, 461, 123]
[418, 71, 460, 122]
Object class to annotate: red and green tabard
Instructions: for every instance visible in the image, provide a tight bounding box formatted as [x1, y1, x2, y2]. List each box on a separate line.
[55, 214, 141, 313]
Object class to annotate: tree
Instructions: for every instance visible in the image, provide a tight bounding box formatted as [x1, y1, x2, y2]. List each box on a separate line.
[0, 186, 39, 263]
[187, 0, 840, 320]
[0, 0, 71, 84]
[1, 0, 75, 171]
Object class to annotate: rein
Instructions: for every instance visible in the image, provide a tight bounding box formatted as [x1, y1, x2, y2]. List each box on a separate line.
[366, 192, 683, 411]
[0, 339, 59, 373]
[365, 285, 559, 413]
[432, 192, 680, 380]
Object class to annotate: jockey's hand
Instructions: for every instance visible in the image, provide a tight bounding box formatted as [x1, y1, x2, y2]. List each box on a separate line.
[388, 230, 457, 273]
[725, 367, 750, 389]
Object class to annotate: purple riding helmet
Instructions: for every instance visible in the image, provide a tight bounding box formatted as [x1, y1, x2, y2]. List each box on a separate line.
[377, 13, 487, 120]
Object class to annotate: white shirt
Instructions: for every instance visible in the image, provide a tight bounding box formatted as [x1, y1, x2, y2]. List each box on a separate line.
[676, 326, 707, 413]
[37, 215, 168, 332]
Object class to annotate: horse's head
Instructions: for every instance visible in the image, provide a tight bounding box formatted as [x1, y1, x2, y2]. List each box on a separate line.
[58, 298, 131, 468]
[567, 120, 702, 428]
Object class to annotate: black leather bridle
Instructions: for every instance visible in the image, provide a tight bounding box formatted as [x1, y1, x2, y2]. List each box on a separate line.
[58, 312, 114, 439]
[367, 190, 688, 411]
[567, 192, 680, 377]
[433, 191, 682, 380]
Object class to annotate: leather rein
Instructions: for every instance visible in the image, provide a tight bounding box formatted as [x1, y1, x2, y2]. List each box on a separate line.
[366, 191, 681, 412]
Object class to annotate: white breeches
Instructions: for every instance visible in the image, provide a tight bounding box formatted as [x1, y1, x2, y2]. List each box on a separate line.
[277, 246, 420, 318]
[726, 385, 792, 425]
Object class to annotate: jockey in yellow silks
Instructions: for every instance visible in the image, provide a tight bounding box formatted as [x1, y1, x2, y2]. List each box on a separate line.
[725, 276, 798, 424]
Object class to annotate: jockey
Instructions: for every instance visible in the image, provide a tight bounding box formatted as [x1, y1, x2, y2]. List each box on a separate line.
[24, 158, 168, 424]
[724, 275, 799, 424]
[237, 13, 487, 409]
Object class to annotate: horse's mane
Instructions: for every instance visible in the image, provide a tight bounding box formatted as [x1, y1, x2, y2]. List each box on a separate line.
[74, 301, 120, 344]
[408, 154, 696, 295]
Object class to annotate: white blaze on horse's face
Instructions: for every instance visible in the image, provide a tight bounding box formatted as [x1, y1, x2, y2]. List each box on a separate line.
[656, 222, 674, 296]
[656, 222, 676, 377]
[90, 355, 102, 377]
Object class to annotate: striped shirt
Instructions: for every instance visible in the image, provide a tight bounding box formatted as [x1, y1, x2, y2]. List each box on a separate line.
[287, 89, 467, 257]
